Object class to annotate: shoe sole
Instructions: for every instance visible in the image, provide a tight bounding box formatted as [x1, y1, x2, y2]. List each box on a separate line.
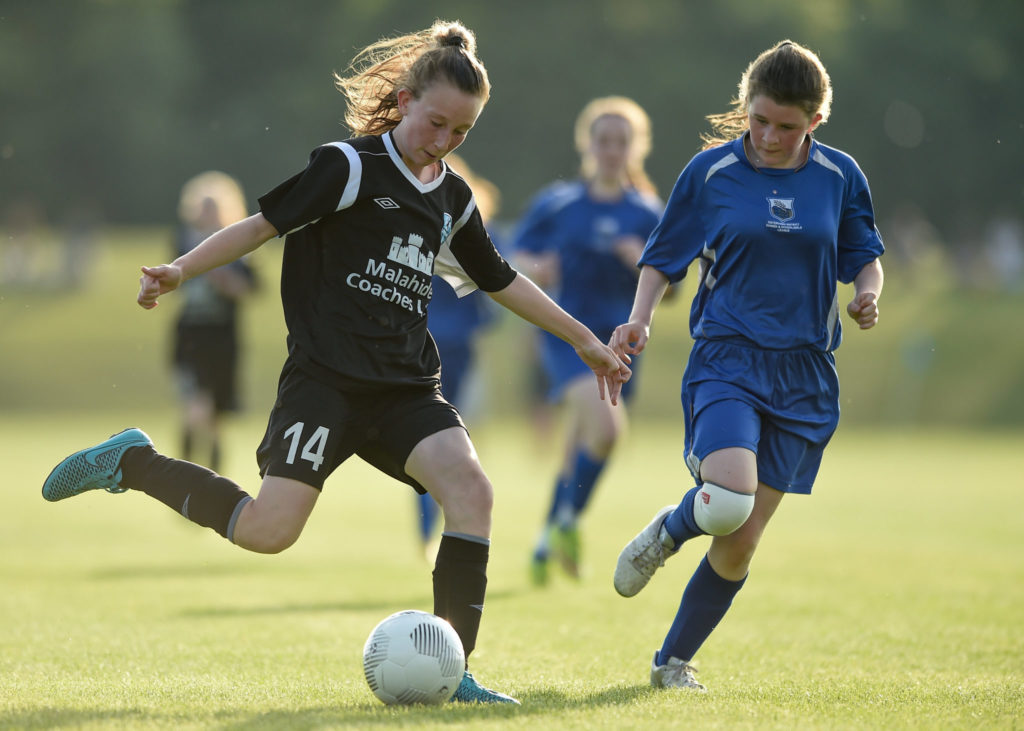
[613, 505, 677, 597]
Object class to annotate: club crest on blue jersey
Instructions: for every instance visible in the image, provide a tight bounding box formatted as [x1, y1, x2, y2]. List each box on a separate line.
[767, 197, 795, 222]
[440, 212, 453, 247]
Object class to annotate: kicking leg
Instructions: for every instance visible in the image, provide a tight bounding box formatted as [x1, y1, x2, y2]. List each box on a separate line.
[614, 447, 757, 598]
[42, 427, 317, 553]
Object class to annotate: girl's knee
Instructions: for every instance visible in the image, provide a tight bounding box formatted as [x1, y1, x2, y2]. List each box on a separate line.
[238, 524, 302, 554]
[434, 471, 493, 536]
[233, 504, 306, 554]
[447, 471, 493, 515]
[584, 425, 621, 457]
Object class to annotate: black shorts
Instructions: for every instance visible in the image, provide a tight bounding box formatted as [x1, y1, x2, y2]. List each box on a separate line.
[256, 358, 466, 493]
[173, 322, 239, 412]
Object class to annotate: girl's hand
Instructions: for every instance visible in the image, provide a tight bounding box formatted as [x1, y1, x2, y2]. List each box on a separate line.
[846, 291, 879, 330]
[610, 320, 650, 359]
[137, 264, 184, 309]
[574, 341, 632, 406]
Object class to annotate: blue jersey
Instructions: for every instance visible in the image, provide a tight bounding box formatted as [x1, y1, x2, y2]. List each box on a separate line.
[515, 180, 663, 334]
[425, 278, 494, 345]
[640, 135, 884, 352]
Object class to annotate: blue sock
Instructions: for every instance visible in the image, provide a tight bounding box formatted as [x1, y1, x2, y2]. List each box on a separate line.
[417, 492, 439, 544]
[568, 448, 606, 516]
[658, 554, 746, 664]
[662, 485, 707, 547]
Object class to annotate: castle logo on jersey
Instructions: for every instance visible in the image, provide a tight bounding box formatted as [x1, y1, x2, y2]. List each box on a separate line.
[765, 197, 803, 233]
[345, 232, 435, 314]
[387, 233, 434, 275]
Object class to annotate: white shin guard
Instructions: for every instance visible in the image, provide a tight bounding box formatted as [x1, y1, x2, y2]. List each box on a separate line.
[693, 482, 755, 536]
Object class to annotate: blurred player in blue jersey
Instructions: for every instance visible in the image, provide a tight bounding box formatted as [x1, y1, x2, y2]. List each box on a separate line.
[610, 41, 885, 690]
[417, 153, 500, 560]
[515, 97, 663, 585]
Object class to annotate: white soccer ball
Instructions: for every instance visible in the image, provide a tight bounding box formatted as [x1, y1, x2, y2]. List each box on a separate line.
[362, 610, 465, 705]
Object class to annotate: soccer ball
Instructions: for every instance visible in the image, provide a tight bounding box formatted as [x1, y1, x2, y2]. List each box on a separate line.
[362, 610, 465, 705]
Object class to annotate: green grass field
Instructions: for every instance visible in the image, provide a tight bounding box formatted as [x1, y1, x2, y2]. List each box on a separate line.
[2, 230, 1023, 727]
[4, 226, 1024, 426]
[2, 413, 1022, 729]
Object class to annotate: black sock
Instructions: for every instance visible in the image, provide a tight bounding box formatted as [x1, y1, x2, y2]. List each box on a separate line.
[120, 446, 251, 541]
[433, 533, 489, 660]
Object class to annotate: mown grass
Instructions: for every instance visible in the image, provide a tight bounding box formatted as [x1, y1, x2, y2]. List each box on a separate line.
[1, 411, 1021, 729]
[2, 228, 1022, 728]
[3, 226, 1024, 427]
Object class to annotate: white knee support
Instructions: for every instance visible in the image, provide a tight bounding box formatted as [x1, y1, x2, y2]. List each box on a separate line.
[693, 482, 755, 536]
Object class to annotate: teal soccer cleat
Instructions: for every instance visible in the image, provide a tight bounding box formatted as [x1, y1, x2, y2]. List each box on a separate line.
[450, 670, 520, 704]
[42, 428, 153, 502]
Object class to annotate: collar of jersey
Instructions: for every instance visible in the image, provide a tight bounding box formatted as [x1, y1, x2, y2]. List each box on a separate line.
[738, 132, 816, 175]
[383, 132, 448, 194]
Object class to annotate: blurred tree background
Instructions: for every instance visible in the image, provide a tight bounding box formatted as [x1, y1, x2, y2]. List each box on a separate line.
[2, 0, 1020, 234]
[2, 0, 1023, 426]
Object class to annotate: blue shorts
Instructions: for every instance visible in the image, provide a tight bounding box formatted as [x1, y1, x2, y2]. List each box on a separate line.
[681, 339, 840, 494]
[539, 328, 639, 402]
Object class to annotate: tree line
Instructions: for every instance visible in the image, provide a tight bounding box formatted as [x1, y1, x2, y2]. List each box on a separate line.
[1, 0, 1020, 250]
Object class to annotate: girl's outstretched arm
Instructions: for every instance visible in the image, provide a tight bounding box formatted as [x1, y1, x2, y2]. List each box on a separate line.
[138, 213, 278, 309]
[488, 273, 631, 405]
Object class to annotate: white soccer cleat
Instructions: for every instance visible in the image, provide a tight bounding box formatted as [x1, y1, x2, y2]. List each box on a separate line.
[613, 505, 678, 597]
[650, 652, 706, 691]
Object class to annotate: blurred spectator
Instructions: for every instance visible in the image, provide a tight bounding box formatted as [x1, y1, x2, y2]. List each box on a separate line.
[1, 196, 46, 287]
[983, 216, 1024, 292]
[172, 171, 258, 472]
[883, 204, 951, 289]
[57, 198, 102, 290]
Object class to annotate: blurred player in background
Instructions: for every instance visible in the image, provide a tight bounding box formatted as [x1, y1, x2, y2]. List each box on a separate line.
[514, 96, 662, 585]
[172, 171, 258, 473]
[42, 19, 629, 705]
[610, 40, 885, 691]
[417, 152, 500, 559]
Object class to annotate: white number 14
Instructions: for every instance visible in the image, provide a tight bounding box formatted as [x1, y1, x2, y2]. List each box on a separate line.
[282, 422, 330, 472]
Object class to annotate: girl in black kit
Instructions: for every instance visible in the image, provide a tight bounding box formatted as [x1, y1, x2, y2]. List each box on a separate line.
[42, 20, 629, 705]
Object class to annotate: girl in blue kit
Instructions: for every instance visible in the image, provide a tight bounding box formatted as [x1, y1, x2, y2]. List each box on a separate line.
[610, 40, 884, 690]
[515, 96, 663, 584]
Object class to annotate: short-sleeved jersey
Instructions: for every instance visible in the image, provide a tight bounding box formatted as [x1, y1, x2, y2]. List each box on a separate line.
[640, 135, 884, 352]
[514, 180, 663, 335]
[258, 132, 516, 391]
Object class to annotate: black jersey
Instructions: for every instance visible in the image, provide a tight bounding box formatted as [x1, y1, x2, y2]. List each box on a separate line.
[258, 132, 516, 392]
